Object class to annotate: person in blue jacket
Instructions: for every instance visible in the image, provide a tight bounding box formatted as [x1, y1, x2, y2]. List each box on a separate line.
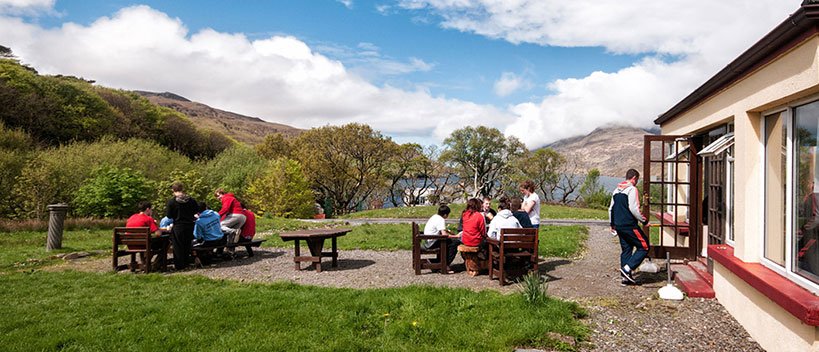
[193, 201, 226, 247]
[609, 168, 650, 286]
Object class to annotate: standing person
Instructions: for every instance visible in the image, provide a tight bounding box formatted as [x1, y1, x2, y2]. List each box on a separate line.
[510, 197, 533, 229]
[519, 180, 541, 230]
[165, 182, 198, 270]
[215, 188, 246, 244]
[609, 168, 650, 286]
[460, 198, 487, 248]
[422, 205, 461, 267]
[481, 197, 497, 224]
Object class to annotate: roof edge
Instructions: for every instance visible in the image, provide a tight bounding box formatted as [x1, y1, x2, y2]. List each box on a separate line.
[655, 4, 819, 126]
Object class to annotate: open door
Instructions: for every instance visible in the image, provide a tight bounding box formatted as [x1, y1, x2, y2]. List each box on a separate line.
[643, 135, 701, 260]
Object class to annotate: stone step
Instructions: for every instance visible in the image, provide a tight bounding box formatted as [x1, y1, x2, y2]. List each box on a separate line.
[687, 260, 713, 286]
[671, 263, 715, 298]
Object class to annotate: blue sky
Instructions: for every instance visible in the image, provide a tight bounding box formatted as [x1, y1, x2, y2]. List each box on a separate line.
[0, 0, 798, 147]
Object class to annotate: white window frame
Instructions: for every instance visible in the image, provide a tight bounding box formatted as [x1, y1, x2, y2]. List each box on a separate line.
[761, 99, 819, 295]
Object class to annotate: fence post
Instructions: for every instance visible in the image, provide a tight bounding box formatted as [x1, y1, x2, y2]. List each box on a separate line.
[46, 204, 70, 251]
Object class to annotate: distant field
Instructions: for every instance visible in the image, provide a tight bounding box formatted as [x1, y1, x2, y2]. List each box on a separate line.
[342, 203, 608, 220]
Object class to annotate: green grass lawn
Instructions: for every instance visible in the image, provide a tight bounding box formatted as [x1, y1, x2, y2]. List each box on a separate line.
[0, 271, 588, 351]
[539, 225, 588, 258]
[341, 203, 608, 220]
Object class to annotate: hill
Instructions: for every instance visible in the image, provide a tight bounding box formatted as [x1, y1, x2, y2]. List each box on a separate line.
[135, 91, 301, 145]
[547, 126, 658, 177]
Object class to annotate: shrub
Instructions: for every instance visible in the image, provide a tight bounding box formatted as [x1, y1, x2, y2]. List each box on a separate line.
[73, 167, 151, 218]
[201, 145, 267, 199]
[247, 158, 314, 218]
[579, 168, 609, 210]
[519, 272, 549, 305]
[12, 138, 193, 218]
[151, 169, 214, 216]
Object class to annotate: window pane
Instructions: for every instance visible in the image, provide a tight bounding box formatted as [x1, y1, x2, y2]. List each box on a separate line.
[795, 101, 819, 282]
[765, 112, 786, 266]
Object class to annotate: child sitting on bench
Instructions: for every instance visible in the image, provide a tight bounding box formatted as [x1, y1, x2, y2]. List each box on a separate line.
[193, 201, 226, 248]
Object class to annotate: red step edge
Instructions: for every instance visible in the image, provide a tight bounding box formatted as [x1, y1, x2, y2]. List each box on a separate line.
[670, 263, 715, 298]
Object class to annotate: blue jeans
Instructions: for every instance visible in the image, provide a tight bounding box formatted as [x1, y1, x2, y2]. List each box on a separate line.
[617, 227, 650, 271]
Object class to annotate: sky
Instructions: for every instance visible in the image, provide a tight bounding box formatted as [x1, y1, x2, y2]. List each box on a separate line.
[0, 0, 799, 148]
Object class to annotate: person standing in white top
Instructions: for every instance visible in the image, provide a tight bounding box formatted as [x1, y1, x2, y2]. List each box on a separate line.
[520, 180, 541, 230]
[422, 205, 461, 266]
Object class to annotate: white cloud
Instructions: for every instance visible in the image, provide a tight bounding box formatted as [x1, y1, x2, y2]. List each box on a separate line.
[316, 41, 435, 79]
[493, 72, 529, 97]
[0, 5, 504, 142]
[337, 0, 353, 9]
[0, 0, 53, 15]
[399, 0, 797, 147]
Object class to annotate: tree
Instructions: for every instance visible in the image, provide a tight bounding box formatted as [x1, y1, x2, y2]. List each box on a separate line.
[383, 143, 421, 206]
[441, 126, 527, 199]
[291, 123, 394, 215]
[554, 153, 585, 205]
[579, 168, 609, 209]
[256, 133, 293, 160]
[512, 148, 566, 203]
[246, 158, 314, 218]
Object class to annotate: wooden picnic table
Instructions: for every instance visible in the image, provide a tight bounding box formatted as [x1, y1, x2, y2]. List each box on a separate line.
[278, 228, 351, 272]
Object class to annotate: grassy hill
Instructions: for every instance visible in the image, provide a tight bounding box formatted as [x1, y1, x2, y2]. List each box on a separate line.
[136, 91, 301, 146]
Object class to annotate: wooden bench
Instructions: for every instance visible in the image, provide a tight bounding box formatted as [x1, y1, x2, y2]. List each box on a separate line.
[112, 227, 169, 273]
[653, 212, 690, 236]
[411, 222, 449, 275]
[487, 228, 538, 286]
[191, 239, 266, 267]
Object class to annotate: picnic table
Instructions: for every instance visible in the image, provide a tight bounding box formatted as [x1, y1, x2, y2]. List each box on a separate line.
[279, 228, 351, 272]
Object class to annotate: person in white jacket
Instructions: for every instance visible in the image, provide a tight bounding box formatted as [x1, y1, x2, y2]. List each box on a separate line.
[487, 196, 522, 240]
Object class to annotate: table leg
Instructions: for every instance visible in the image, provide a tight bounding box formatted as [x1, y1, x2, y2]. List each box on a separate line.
[307, 238, 326, 273]
[294, 239, 301, 270]
[332, 236, 338, 267]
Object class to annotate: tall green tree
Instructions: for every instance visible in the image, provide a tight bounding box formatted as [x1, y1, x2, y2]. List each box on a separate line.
[579, 168, 609, 209]
[246, 158, 314, 218]
[291, 123, 394, 215]
[512, 148, 566, 202]
[441, 126, 527, 199]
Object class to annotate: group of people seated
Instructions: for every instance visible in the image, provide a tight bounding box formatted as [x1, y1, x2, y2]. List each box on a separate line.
[124, 182, 256, 270]
[422, 180, 542, 267]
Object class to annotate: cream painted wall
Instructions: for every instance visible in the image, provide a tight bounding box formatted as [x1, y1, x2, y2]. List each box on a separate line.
[714, 263, 819, 352]
[661, 35, 819, 263]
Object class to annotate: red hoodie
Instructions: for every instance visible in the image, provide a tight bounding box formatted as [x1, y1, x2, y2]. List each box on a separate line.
[461, 210, 486, 246]
[240, 208, 256, 239]
[217, 193, 243, 220]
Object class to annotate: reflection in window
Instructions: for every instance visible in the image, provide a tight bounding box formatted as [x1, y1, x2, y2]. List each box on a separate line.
[796, 101, 819, 282]
[764, 112, 786, 266]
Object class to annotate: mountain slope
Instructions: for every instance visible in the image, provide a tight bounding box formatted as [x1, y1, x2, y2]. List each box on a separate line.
[547, 126, 658, 177]
[135, 91, 301, 145]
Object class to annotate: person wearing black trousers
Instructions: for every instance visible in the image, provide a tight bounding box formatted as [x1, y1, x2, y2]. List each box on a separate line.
[165, 182, 198, 270]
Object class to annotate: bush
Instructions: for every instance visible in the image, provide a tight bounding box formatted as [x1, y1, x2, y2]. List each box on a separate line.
[201, 145, 267, 199]
[579, 168, 609, 210]
[12, 138, 193, 218]
[73, 167, 151, 218]
[151, 169, 214, 217]
[247, 158, 314, 218]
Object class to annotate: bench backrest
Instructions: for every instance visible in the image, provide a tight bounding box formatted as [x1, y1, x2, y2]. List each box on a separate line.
[114, 227, 151, 249]
[498, 228, 538, 252]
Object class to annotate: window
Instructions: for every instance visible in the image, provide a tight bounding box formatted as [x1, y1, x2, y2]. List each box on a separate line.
[795, 101, 819, 282]
[764, 99, 819, 288]
[764, 112, 786, 266]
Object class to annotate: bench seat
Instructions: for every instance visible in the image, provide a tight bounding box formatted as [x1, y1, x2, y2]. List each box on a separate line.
[191, 239, 266, 267]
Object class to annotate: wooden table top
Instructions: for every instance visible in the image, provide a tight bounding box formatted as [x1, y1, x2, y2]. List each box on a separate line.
[278, 228, 352, 240]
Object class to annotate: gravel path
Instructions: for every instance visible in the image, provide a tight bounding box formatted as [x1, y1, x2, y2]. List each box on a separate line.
[56, 223, 762, 351]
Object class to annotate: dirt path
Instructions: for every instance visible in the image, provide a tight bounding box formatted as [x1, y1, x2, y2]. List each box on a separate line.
[52, 224, 762, 351]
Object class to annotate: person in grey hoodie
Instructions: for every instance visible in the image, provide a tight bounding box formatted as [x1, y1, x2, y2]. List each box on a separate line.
[487, 196, 522, 240]
[165, 182, 198, 270]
